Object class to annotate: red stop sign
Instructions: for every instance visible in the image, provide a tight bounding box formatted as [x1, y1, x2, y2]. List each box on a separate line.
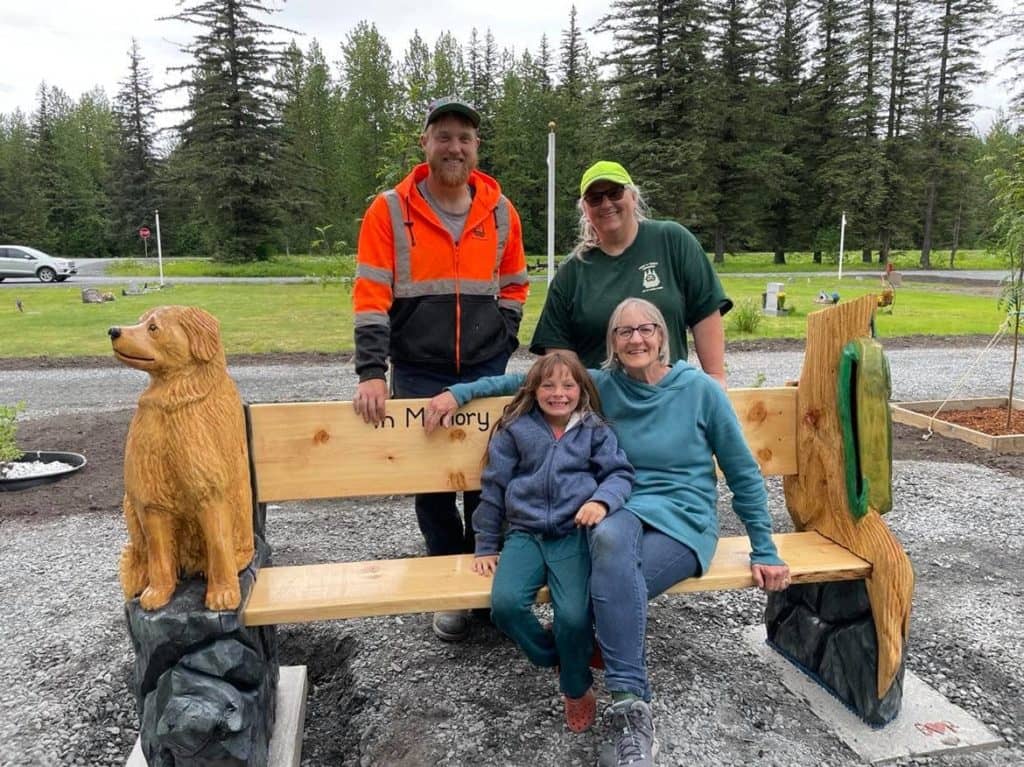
[139, 226, 151, 240]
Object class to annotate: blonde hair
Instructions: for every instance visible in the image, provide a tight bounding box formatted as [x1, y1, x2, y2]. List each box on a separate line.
[570, 184, 651, 259]
[601, 298, 670, 371]
[483, 352, 603, 466]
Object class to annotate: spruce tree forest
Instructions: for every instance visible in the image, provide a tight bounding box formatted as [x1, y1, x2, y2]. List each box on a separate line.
[1, 0, 1023, 267]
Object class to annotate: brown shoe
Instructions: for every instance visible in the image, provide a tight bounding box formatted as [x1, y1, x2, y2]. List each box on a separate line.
[564, 687, 597, 732]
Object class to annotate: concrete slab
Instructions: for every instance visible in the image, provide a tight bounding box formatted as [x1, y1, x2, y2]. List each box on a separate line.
[127, 665, 307, 767]
[743, 626, 1003, 765]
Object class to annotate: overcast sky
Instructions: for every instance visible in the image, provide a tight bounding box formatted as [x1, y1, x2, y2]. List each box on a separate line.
[0, 0, 1015, 134]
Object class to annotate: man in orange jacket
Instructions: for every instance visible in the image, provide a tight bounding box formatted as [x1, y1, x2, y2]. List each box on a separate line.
[353, 96, 529, 642]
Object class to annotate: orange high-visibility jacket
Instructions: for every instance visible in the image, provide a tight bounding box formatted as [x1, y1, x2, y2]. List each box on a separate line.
[354, 164, 529, 381]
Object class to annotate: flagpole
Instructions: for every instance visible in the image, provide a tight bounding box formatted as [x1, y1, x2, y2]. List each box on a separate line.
[155, 209, 165, 288]
[547, 121, 556, 285]
[838, 211, 846, 281]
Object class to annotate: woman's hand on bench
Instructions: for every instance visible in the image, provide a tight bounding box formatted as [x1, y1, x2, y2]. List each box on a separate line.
[752, 562, 791, 592]
[424, 391, 459, 433]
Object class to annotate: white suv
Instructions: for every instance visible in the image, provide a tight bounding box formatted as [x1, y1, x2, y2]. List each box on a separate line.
[0, 245, 77, 282]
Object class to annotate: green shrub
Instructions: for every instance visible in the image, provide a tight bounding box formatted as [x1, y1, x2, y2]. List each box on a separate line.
[729, 298, 763, 334]
[0, 402, 26, 464]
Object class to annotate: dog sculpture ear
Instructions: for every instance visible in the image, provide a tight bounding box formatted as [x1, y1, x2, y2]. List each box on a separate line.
[179, 307, 223, 362]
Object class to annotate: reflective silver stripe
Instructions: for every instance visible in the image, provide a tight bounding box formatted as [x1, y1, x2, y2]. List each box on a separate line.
[383, 190, 412, 285]
[499, 269, 528, 288]
[356, 263, 393, 284]
[355, 311, 390, 327]
[494, 195, 510, 270]
[498, 298, 523, 315]
[393, 278, 499, 299]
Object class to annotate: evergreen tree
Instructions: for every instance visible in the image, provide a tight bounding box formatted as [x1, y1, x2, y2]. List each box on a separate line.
[0, 110, 49, 244]
[597, 0, 715, 227]
[162, 0, 296, 261]
[918, 0, 994, 267]
[704, 0, 763, 261]
[112, 38, 161, 256]
[336, 21, 399, 242]
[754, 0, 814, 263]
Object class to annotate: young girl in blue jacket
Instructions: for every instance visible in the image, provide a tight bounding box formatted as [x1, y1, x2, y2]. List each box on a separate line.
[473, 352, 634, 733]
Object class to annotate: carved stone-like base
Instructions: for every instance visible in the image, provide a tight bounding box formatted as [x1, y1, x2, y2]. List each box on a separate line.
[126, 538, 278, 766]
[766, 580, 905, 726]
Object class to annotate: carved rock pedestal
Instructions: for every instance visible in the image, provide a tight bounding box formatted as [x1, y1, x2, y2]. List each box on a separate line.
[766, 581, 905, 725]
[126, 538, 278, 766]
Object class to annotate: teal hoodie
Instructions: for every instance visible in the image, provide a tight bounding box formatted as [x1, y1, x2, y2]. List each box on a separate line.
[448, 361, 782, 573]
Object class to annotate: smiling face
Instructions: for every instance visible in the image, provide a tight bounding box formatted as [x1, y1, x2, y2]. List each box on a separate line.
[535, 363, 581, 428]
[610, 303, 666, 378]
[420, 114, 479, 188]
[582, 181, 638, 243]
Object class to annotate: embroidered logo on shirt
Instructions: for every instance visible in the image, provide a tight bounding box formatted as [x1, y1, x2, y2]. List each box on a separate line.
[471, 225, 486, 239]
[639, 262, 663, 292]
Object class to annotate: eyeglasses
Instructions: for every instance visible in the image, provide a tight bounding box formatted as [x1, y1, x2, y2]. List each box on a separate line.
[613, 323, 659, 340]
[583, 185, 626, 207]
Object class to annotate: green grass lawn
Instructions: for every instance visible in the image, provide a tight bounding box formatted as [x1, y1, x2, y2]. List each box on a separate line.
[0, 277, 1008, 359]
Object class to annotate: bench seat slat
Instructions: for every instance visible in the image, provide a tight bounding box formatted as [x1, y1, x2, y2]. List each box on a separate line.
[241, 531, 869, 626]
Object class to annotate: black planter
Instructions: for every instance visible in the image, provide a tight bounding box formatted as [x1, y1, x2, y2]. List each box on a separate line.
[0, 450, 87, 491]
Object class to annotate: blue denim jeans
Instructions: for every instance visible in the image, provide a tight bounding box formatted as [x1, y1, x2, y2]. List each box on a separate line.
[490, 529, 593, 698]
[588, 511, 699, 700]
[392, 353, 510, 556]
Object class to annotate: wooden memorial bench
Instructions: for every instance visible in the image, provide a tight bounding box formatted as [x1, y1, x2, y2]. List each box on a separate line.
[238, 296, 913, 732]
[241, 388, 869, 626]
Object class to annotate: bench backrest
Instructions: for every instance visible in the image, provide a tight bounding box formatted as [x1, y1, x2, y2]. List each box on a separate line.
[247, 387, 798, 503]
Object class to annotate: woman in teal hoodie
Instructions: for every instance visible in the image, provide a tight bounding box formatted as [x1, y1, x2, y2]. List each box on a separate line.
[425, 298, 791, 767]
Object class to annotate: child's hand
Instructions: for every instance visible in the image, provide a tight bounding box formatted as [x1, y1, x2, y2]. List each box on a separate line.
[424, 391, 459, 433]
[473, 555, 498, 576]
[575, 501, 608, 527]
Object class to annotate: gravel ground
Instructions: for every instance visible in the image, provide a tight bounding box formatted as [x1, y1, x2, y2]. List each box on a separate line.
[1, 341, 1022, 767]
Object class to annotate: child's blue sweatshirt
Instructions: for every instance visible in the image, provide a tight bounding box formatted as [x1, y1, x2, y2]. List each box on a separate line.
[473, 408, 634, 556]
[450, 361, 783, 573]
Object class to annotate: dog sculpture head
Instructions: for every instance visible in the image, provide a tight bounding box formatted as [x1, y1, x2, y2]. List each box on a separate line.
[109, 306, 225, 375]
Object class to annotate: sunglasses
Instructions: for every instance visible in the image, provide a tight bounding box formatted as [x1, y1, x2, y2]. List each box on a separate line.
[613, 323, 659, 340]
[583, 185, 627, 207]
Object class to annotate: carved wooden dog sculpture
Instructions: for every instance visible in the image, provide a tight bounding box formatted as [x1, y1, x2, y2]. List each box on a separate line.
[110, 306, 254, 611]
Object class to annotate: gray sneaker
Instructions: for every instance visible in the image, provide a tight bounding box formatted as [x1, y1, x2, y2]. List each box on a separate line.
[431, 610, 470, 641]
[597, 699, 659, 767]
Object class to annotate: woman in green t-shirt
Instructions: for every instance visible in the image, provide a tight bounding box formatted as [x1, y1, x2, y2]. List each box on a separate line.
[530, 160, 732, 387]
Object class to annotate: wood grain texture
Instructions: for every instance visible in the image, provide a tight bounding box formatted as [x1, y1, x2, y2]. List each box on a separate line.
[782, 295, 914, 699]
[241, 531, 870, 626]
[248, 388, 798, 503]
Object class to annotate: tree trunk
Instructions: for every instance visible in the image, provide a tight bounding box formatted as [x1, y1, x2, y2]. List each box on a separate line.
[774, 247, 787, 265]
[862, 247, 872, 264]
[714, 225, 725, 264]
[949, 196, 963, 268]
[920, 180, 936, 268]
[1008, 313, 1020, 431]
[879, 230, 891, 265]
[813, 250, 822, 264]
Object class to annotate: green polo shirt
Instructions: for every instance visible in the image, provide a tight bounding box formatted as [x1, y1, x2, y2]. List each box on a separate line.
[530, 220, 731, 368]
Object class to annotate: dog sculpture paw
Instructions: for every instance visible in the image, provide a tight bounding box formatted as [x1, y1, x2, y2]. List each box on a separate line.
[204, 583, 243, 612]
[140, 585, 176, 610]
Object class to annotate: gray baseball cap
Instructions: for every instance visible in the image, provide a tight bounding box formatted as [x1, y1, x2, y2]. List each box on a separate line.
[423, 96, 481, 130]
